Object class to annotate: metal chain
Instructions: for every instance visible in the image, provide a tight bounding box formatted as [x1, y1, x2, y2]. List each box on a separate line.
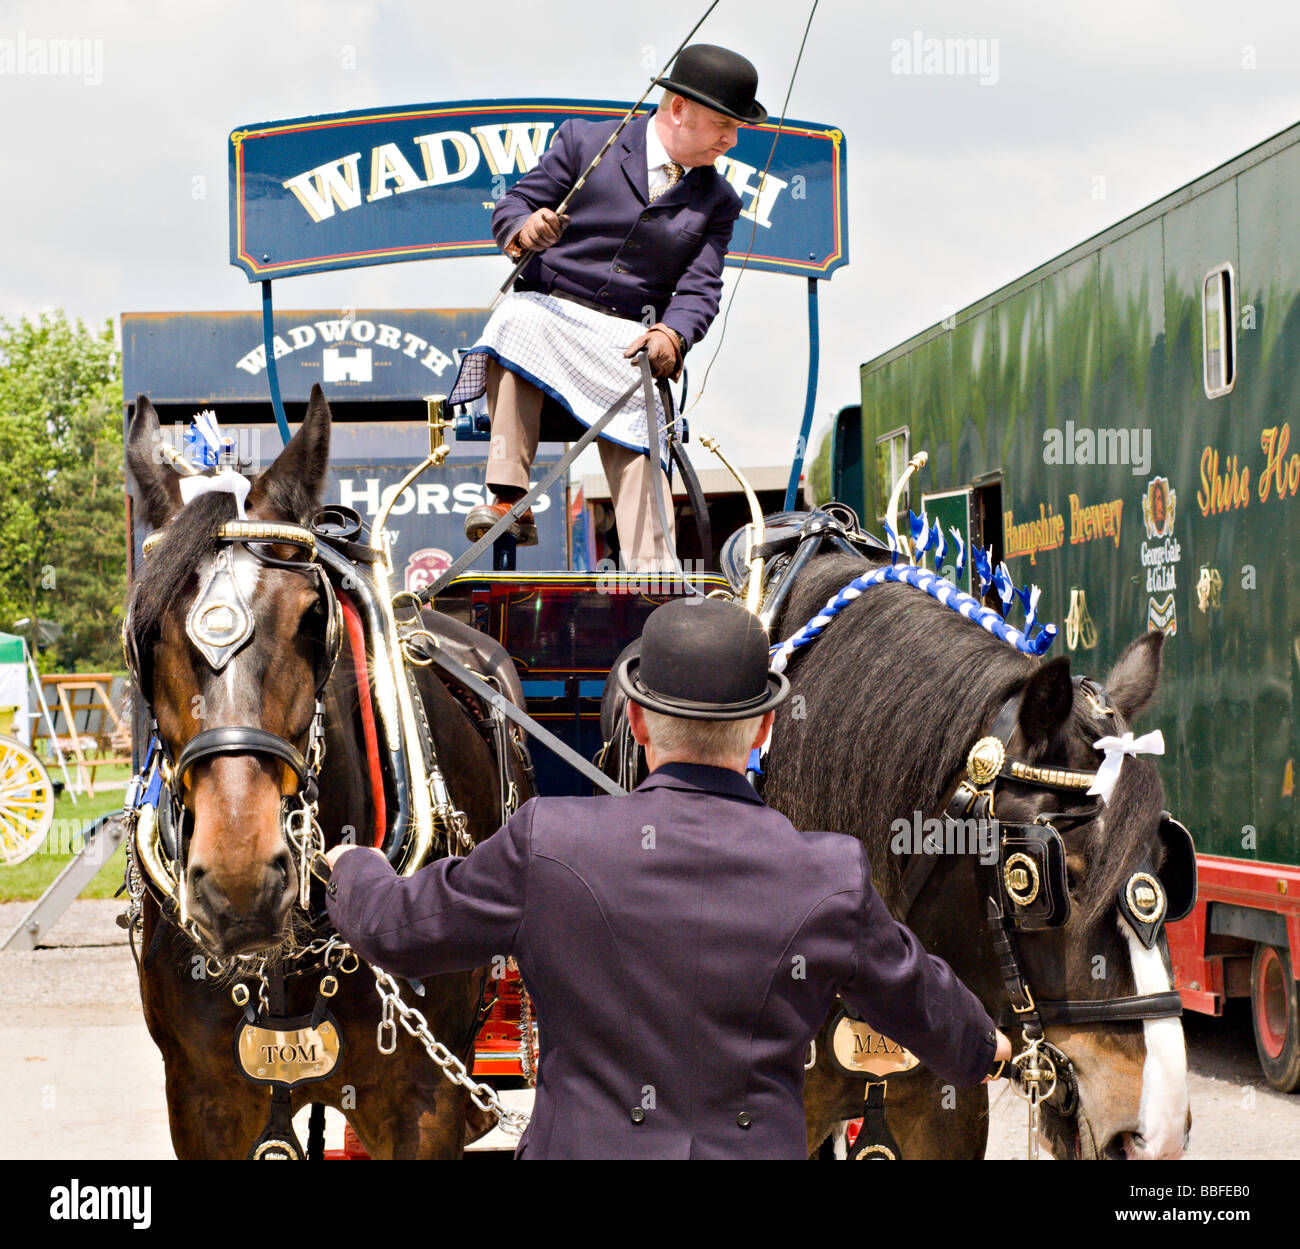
[514, 962, 538, 1087]
[372, 969, 531, 1135]
[123, 826, 145, 933]
[283, 797, 328, 911]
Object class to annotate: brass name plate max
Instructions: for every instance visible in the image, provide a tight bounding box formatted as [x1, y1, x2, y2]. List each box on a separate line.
[830, 1015, 921, 1079]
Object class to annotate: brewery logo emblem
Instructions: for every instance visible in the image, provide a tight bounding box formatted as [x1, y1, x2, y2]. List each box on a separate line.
[1140, 477, 1180, 636]
[405, 547, 453, 594]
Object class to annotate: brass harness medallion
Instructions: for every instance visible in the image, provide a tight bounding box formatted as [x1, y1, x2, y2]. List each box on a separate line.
[1125, 871, 1166, 924]
[1003, 852, 1042, 907]
[966, 736, 1006, 787]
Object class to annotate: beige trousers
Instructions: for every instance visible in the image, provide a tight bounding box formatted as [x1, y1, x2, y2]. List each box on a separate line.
[484, 359, 676, 570]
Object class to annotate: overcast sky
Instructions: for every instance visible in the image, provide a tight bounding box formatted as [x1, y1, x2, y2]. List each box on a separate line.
[4, 0, 1299, 467]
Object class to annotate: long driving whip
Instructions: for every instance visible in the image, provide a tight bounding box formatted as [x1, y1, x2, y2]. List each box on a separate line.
[488, 0, 723, 310]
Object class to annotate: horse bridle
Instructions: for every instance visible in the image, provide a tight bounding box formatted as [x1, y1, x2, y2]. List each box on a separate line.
[123, 519, 343, 928]
[901, 675, 1195, 1133]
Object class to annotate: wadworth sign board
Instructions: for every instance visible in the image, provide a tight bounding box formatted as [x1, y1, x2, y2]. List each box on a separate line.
[122, 308, 488, 403]
[228, 98, 848, 282]
[121, 310, 568, 575]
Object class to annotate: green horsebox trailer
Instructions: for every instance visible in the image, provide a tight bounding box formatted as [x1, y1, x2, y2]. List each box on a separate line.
[812, 119, 1300, 1091]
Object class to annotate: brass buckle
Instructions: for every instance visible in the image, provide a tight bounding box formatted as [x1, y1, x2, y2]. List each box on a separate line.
[1011, 986, 1037, 1015]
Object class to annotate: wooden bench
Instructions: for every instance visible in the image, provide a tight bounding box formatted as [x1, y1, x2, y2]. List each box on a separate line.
[30, 674, 132, 796]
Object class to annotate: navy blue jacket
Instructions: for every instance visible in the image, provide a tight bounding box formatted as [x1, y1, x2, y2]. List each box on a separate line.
[326, 763, 997, 1159]
[491, 112, 742, 347]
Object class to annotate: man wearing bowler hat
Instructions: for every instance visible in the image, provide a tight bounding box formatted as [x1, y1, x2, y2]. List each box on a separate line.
[448, 45, 765, 570]
[324, 598, 1009, 1159]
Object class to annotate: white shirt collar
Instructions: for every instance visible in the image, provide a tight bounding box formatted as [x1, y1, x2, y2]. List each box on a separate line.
[646, 115, 675, 174]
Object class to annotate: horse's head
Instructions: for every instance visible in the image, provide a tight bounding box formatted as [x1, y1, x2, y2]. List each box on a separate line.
[126, 387, 335, 958]
[992, 631, 1192, 1159]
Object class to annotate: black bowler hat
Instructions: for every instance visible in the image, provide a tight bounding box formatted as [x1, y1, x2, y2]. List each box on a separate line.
[656, 44, 767, 125]
[616, 599, 789, 721]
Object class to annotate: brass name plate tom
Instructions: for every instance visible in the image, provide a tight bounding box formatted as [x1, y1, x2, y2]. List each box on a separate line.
[830, 1012, 921, 1079]
[235, 1013, 343, 1087]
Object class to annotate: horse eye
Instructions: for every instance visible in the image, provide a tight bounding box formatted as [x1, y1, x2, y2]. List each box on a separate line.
[1065, 853, 1086, 894]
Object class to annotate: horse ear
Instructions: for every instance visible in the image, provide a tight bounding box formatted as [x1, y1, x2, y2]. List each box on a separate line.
[1105, 631, 1163, 723]
[1017, 655, 1074, 747]
[247, 384, 332, 522]
[126, 395, 183, 529]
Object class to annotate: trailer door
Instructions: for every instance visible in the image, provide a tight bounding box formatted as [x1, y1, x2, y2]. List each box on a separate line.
[921, 487, 972, 595]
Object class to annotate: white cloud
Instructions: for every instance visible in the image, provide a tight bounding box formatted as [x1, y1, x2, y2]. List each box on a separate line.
[1, 0, 1298, 468]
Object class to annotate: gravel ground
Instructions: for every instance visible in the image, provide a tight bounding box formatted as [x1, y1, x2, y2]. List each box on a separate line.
[2, 900, 1297, 1160]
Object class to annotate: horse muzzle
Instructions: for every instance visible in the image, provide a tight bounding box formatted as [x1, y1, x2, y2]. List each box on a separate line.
[185, 848, 298, 956]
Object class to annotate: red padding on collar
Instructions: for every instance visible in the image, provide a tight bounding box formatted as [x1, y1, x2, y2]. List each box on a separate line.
[339, 592, 386, 848]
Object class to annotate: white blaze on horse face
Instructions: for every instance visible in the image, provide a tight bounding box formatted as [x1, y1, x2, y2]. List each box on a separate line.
[1121, 918, 1189, 1159]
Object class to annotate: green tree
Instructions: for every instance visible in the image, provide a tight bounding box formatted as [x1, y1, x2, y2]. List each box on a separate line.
[0, 311, 123, 672]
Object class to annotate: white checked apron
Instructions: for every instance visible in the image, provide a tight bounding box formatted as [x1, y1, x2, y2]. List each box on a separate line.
[448, 291, 670, 465]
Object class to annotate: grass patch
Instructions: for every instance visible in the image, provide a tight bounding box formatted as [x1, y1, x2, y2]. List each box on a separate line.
[0, 783, 131, 902]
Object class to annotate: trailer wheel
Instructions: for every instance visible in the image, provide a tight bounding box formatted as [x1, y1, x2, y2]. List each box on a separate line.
[1251, 943, 1300, 1093]
[0, 734, 55, 866]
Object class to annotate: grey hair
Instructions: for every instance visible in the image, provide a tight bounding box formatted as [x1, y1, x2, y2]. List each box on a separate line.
[641, 708, 764, 767]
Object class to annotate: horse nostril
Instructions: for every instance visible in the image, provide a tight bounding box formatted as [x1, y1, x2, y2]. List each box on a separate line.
[188, 867, 226, 920]
[267, 848, 295, 905]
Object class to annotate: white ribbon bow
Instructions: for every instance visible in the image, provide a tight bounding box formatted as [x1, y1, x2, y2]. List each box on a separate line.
[179, 468, 250, 519]
[1087, 729, 1165, 804]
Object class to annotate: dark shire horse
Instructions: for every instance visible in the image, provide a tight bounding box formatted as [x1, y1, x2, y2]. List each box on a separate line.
[125, 388, 528, 1158]
[763, 551, 1190, 1160]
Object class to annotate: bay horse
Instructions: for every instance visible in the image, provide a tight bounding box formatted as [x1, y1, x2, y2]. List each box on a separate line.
[763, 550, 1191, 1160]
[124, 387, 527, 1158]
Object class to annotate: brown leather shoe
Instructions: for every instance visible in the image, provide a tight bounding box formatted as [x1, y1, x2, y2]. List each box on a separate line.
[464, 499, 538, 546]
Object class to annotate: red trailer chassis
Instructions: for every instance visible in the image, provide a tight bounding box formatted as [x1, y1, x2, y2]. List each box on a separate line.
[1167, 854, 1300, 1090]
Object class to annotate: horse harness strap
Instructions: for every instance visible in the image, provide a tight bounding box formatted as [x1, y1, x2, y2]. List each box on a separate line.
[173, 726, 311, 792]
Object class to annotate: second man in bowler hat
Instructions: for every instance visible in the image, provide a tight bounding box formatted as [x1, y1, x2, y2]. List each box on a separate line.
[324, 597, 1009, 1158]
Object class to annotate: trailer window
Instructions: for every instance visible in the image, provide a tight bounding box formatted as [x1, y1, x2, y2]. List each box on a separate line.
[875, 426, 910, 527]
[1202, 264, 1236, 399]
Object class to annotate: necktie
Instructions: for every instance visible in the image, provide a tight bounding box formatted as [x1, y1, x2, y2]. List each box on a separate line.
[650, 162, 683, 202]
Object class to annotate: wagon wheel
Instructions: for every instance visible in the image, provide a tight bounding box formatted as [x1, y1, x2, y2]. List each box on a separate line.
[0, 733, 55, 866]
[1251, 942, 1300, 1093]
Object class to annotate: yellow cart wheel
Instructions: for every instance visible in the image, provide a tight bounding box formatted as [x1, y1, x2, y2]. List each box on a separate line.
[0, 733, 55, 866]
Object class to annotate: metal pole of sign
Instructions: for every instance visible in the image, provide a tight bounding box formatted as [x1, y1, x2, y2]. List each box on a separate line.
[261, 280, 293, 447]
[783, 277, 820, 512]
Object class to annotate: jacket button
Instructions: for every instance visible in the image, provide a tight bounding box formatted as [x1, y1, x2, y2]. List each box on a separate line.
[736, 1111, 751, 1129]
[326, 881, 337, 898]
[630, 1107, 645, 1124]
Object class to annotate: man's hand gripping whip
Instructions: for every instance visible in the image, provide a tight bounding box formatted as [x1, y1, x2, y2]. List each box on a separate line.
[488, 0, 723, 310]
